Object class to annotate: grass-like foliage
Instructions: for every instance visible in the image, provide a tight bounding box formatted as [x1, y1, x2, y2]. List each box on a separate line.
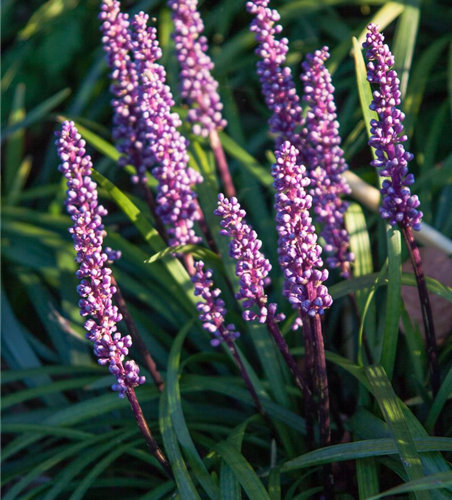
[2, 0, 452, 499]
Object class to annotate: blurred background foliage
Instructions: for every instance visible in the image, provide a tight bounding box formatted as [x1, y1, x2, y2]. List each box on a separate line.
[2, 0, 452, 498]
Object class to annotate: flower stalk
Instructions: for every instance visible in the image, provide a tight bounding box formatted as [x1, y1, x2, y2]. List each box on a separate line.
[56, 120, 171, 477]
[111, 275, 165, 392]
[363, 24, 439, 401]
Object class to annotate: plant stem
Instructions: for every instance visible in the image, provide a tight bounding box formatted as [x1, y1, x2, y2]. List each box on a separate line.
[112, 277, 164, 392]
[126, 387, 174, 480]
[305, 314, 335, 499]
[142, 184, 168, 245]
[224, 332, 274, 431]
[265, 316, 311, 399]
[210, 130, 236, 199]
[299, 311, 316, 451]
[401, 226, 441, 400]
[195, 200, 220, 254]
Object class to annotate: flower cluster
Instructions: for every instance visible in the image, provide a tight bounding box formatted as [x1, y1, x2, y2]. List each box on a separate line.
[191, 261, 240, 346]
[131, 12, 203, 246]
[272, 141, 332, 316]
[56, 121, 145, 398]
[169, 0, 227, 137]
[246, 0, 304, 151]
[300, 47, 353, 277]
[363, 24, 422, 230]
[215, 194, 284, 323]
[99, 0, 143, 184]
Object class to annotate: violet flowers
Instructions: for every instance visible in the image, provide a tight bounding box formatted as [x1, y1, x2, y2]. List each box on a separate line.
[363, 24, 422, 230]
[168, 0, 227, 137]
[56, 121, 145, 398]
[301, 47, 353, 278]
[246, 0, 304, 151]
[192, 260, 240, 346]
[215, 194, 285, 324]
[273, 141, 333, 317]
[131, 12, 203, 247]
[99, 0, 143, 183]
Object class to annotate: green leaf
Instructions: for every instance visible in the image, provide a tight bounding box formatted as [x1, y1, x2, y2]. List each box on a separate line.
[392, 0, 421, 98]
[380, 227, 402, 380]
[1, 88, 71, 142]
[1, 376, 99, 410]
[281, 438, 452, 472]
[404, 36, 451, 138]
[4, 83, 26, 194]
[214, 441, 272, 500]
[68, 438, 145, 500]
[269, 467, 281, 500]
[357, 262, 388, 366]
[2, 433, 115, 500]
[365, 472, 452, 500]
[328, 272, 452, 304]
[184, 374, 305, 432]
[365, 365, 429, 500]
[353, 36, 379, 160]
[159, 390, 200, 500]
[167, 322, 220, 500]
[145, 244, 222, 271]
[5, 155, 32, 206]
[357, 457, 380, 499]
[425, 366, 452, 434]
[43, 431, 139, 500]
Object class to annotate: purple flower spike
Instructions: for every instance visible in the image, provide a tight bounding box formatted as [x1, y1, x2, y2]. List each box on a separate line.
[363, 24, 422, 231]
[246, 0, 304, 150]
[56, 121, 145, 398]
[131, 12, 203, 246]
[301, 47, 353, 277]
[215, 194, 285, 324]
[192, 261, 240, 346]
[272, 141, 333, 317]
[99, 0, 143, 184]
[169, 0, 227, 137]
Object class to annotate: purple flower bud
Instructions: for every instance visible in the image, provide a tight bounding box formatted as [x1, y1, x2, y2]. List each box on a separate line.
[246, 0, 304, 151]
[272, 141, 332, 316]
[168, 0, 227, 137]
[130, 12, 204, 246]
[56, 121, 145, 398]
[215, 194, 284, 323]
[300, 47, 354, 277]
[363, 24, 423, 230]
[191, 261, 240, 345]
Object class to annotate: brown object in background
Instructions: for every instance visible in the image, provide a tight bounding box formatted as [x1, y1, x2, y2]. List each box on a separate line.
[401, 246, 452, 345]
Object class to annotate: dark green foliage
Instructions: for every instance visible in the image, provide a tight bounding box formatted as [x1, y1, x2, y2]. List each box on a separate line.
[2, 0, 452, 499]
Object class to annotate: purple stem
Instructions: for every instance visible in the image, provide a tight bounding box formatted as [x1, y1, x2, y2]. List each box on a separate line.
[223, 330, 274, 431]
[210, 130, 236, 199]
[401, 227, 441, 401]
[264, 315, 311, 399]
[142, 184, 169, 245]
[299, 310, 316, 451]
[112, 276, 165, 392]
[304, 311, 334, 499]
[126, 387, 174, 480]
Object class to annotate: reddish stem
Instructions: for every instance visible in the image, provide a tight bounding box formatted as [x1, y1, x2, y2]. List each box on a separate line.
[210, 130, 236, 199]
[112, 276, 164, 392]
[126, 387, 173, 480]
[264, 316, 311, 399]
[401, 227, 441, 400]
[304, 313, 334, 499]
[299, 311, 316, 451]
[141, 182, 169, 245]
[223, 332, 274, 431]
